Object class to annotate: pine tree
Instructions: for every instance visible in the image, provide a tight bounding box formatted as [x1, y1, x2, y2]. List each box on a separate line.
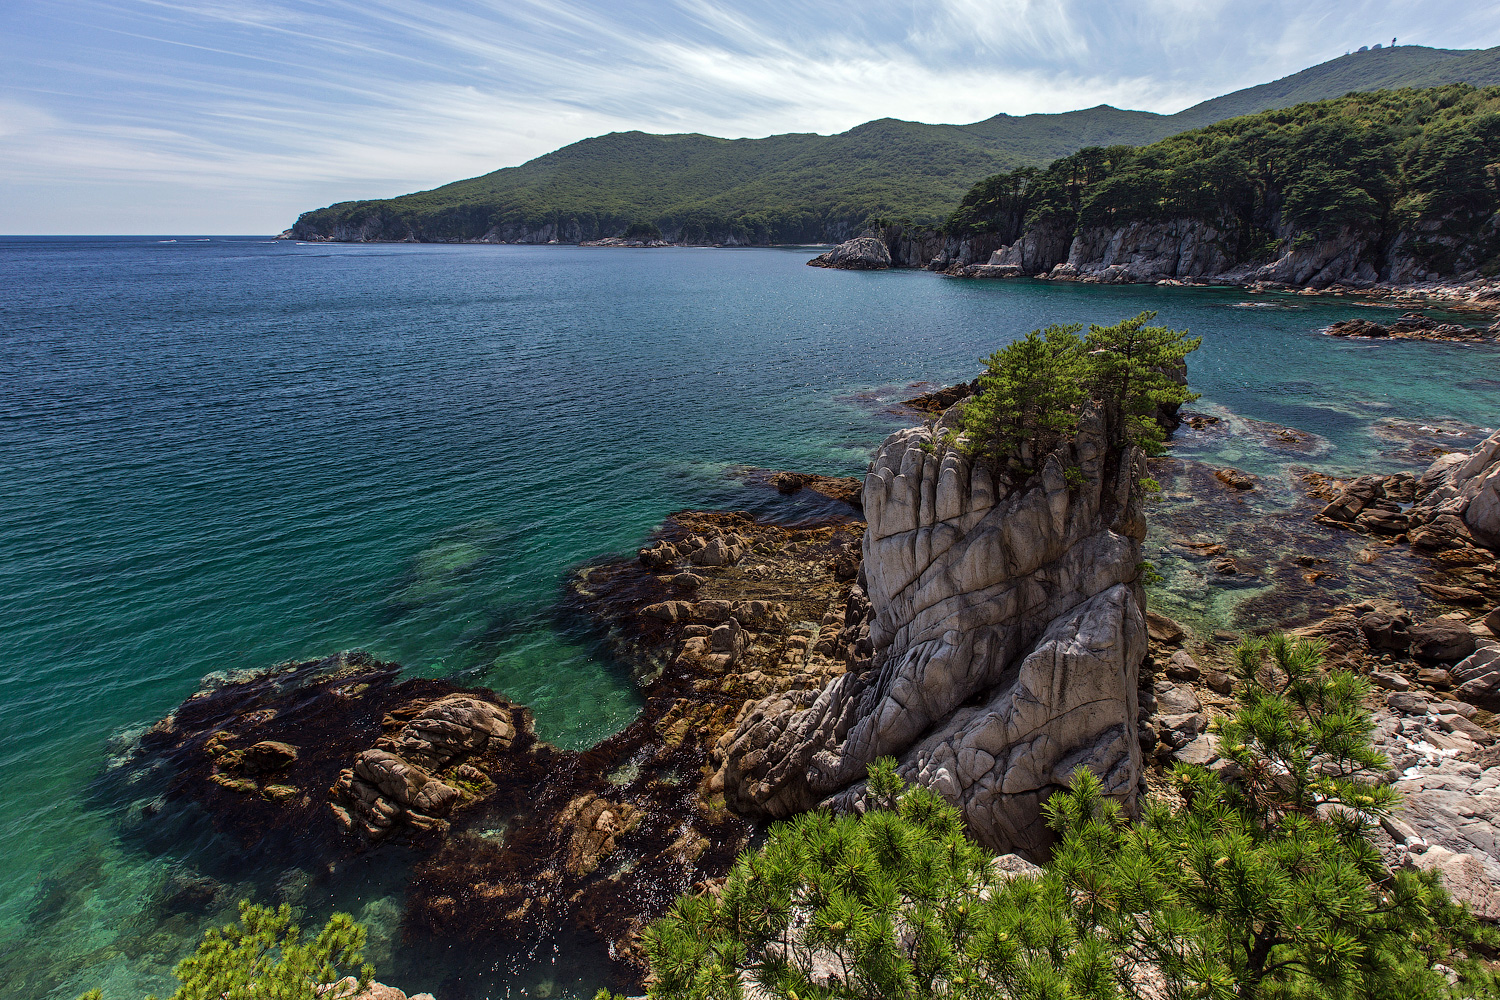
[960, 323, 1087, 474]
[642, 758, 1116, 999]
[1043, 634, 1498, 999]
[77, 902, 371, 1000]
[1081, 311, 1201, 455]
[645, 635, 1500, 1000]
[958, 312, 1199, 483]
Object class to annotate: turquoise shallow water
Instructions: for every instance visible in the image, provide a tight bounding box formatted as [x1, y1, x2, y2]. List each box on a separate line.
[2, 237, 1498, 999]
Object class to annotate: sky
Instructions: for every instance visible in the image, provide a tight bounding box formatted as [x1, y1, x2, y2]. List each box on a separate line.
[2, 0, 1499, 234]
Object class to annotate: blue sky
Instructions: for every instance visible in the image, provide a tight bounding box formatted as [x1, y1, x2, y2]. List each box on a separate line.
[2, 0, 1498, 234]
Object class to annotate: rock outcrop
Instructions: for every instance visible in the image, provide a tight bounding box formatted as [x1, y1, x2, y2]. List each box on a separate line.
[1327, 313, 1496, 342]
[723, 402, 1149, 855]
[1311, 433, 1500, 608]
[330, 694, 519, 840]
[849, 213, 1500, 302]
[122, 502, 872, 991]
[1413, 429, 1500, 549]
[806, 237, 893, 270]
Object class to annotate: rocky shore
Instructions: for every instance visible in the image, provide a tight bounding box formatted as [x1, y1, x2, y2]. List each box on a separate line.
[119, 500, 870, 990]
[808, 228, 1500, 314]
[115, 377, 1500, 992]
[578, 237, 678, 248]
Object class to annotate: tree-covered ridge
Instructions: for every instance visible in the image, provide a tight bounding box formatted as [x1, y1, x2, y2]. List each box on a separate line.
[289, 47, 1500, 244]
[947, 85, 1500, 276]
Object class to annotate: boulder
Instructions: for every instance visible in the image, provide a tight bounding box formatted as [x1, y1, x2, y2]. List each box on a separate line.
[376, 695, 516, 769]
[1154, 679, 1202, 714]
[1370, 671, 1410, 692]
[1327, 318, 1389, 337]
[331, 693, 518, 840]
[1453, 641, 1500, 699]
[1417, 667, 1453, 690]
[1386, 691, 1430, 716]
[1318, 474, 1392, 523]
[1174, 733, 1221, 767]
[1213, 467, 1257, 491]
[721, 405, 1148, 855]
[689, 535, 744, 567]
[352, 750, 461, 817]
[1204, 669, 1234, 695]
[807, 237, 892, 270]
[1412, 430, 1500, 549]
[1410, 621, 1477, 663]
[1156, 711, 1208, 750]
[638, 540, 679, 570]
[1164, 649, 1201, 681]
[1360, 611, 1411, 651]
[1146, 611, 1185, 645]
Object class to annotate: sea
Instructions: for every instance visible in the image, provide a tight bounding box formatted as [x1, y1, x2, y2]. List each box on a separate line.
[2, 236, 1498, 999]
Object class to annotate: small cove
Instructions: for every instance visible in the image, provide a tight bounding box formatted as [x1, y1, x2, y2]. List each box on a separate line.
[1, 237, 1498, 999]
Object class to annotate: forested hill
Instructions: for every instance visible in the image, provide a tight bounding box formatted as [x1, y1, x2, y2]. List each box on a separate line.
[944, 85, 1500, 285]
[289, 44, 1500, 245]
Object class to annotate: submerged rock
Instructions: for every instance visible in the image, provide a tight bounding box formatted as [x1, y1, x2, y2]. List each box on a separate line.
[1213, 467, 1258, 491]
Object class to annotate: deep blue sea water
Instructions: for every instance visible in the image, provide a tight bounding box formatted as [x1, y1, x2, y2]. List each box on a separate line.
[2, 236, 1498, 999]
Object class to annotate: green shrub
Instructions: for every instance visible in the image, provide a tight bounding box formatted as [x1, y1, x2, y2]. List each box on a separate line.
[642, 758, 1115, 1000]
[645, 635, 1499, 999]
[959, 311, 1200, 479]
[960, 323, 1087, 473]
[79, 902, 371, 1000]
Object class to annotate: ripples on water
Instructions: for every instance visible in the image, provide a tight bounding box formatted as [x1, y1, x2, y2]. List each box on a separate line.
[1, 237, 1497, 998]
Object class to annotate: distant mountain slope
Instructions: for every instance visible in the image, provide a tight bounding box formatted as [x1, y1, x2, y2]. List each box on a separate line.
[940, 84, 1500, 286]
[1167, 44, 1479, 127]
[290, 44, 1500, 244]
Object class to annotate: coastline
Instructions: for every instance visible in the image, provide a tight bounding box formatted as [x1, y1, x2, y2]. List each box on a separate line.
[277, 230, 1500, 316]
[117, 376, 1500, 990]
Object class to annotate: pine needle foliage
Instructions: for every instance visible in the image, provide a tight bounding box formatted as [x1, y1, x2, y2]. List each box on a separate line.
[1081, 311, 1202, 456]
[958, 311, 1200, 479]
[78, 902, 371, 1000]
[646, 636, 1500, 1000]
[642, 757, 1118, 1000]
[1043, 634, 1498, 999]
[961, 323, 1087, 472]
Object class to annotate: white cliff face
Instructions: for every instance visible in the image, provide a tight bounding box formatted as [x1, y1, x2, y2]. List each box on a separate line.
[722, 404, 1148, 855]
[1415, 430, 1500, 549]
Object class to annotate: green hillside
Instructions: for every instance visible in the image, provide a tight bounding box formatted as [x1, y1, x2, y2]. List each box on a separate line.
[1168, 44, 1478, 127]
[290, 44, 1500, 244]
[948, 85, 1500, 279]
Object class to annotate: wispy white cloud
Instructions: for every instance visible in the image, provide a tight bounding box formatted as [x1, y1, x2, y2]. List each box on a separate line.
[1, 0, 1497, 233]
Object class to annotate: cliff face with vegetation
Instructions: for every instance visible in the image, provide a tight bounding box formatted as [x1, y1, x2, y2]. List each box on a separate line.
[935, 85, 1500, 286]
[287, 46, 1500, 246]
[723, 405, 1150, 855]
